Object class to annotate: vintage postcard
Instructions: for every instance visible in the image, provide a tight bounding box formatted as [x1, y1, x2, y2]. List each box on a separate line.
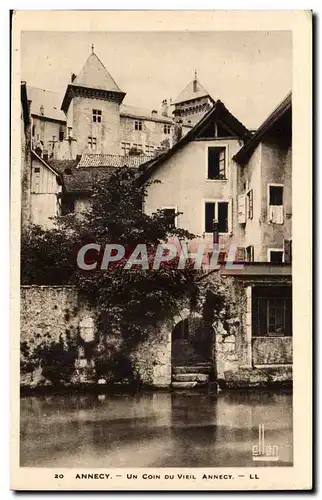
[11, 10, 312, 491]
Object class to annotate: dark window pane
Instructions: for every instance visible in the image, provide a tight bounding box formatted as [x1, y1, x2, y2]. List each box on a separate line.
[269, 186, 283, 205]
[270, 251, 283, 263]
[208, 147, 226, 179]
[163, 208, 176, 228]
[218, 202, 228, 233]
[205, 202, 215, 233]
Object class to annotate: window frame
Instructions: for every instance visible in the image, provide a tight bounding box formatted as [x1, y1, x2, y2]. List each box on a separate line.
[134, 120, 143, 131]
[92, 109, 102, 123]
[267, 248, 284, 263]
[160, 205, 178, 228]
[267, 183, 284, 224]
[205, 144, 228, 181]
[88, 136, 97, 150]
[203, 198, 230, 235]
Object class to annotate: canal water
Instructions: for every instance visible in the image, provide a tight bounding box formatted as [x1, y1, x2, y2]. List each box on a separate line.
[20, 390, 292, 467]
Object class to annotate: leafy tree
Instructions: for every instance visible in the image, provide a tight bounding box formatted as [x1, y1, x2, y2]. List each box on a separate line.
[21, 166, 199, 349]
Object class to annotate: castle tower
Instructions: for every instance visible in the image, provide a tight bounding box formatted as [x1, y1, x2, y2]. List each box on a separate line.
[172, 71, 213, 126]
[61, 47, 125, 158]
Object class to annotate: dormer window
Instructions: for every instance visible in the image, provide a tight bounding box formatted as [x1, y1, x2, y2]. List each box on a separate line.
[92, 109, 102, 123]
[134, 120, 142, 131]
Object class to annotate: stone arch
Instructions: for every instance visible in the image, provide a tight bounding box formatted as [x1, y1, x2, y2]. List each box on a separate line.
[171, 309, 213, 365]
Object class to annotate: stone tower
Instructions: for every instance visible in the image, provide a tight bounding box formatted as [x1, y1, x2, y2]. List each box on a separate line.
[61, 47, 125, 158]
[172, 71, 213, 127]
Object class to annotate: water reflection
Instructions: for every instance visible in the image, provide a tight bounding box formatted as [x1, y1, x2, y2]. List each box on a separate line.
[20, 390, 292, 467]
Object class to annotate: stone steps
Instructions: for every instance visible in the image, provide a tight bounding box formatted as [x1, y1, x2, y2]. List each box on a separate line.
[172, 364, 213, 375]
[171, 362, 213, 389]
[172, 372, 209, 383]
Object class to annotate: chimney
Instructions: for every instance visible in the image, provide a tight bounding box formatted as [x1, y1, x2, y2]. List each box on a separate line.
[71, 73, 77, 83]
[161, 99, 168, 117]
[151, 109, 158, 118]
[40, 105, 44, 116]
[193, 69, 198, 93]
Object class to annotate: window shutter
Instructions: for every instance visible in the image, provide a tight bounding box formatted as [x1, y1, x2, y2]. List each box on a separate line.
[219, 149, 226, 178]
[237, 247, 246, 262]
[246, 245, 254, 262]
[284, 239, 292, 263]
[248, 189, 253, 219]
[238, 194, 246, 223]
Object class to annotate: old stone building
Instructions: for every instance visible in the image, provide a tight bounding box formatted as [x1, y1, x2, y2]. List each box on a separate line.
[28, 48, 198, 162]
[20, 56, 293, 388]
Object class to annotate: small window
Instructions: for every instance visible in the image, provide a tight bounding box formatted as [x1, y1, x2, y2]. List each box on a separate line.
[59, 126, 64, 141]
[163, 125, 171, 134]
[246, 245, 254, 262]
[121, 142, 131, 155]
[205, 201, 228, 233]
[32, 125, 35, 136]
[207, 147, 226, 180]
[269, 250, 284, 263]
[92, 109, 102, 123]
[134, 120, 142, 131]
[162, 208, 176, 228]
[88, 136, 97, 150]
[34, 167, 40, 174]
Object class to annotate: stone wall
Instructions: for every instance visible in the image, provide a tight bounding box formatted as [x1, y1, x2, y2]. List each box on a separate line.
[20, 285, 172, 388]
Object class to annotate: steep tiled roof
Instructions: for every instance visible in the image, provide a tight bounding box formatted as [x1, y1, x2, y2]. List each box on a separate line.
[46, 159, 80, 175]
[46, 158, 116, 193]
[172, 78, 211, 105]
[233, 92, 292, 165]
[139, 99, 251, 184]
[73, 52, 123, 94]
[27, 86, 66, 122]
[77, 153, 153, 169]
[120, 104, 172, 124]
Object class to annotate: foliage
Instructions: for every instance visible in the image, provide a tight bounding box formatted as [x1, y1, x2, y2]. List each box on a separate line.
[20, 224, 76, 285]
[21, 333, 78, 387]
[21, 166, 199, 350]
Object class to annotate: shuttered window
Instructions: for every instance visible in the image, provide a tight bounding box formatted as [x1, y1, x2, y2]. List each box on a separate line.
[205, 202, 229, 233]
[207, 147, 226, 180]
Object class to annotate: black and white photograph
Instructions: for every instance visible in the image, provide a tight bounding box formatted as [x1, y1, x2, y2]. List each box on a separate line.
[12, 10, 312, 491]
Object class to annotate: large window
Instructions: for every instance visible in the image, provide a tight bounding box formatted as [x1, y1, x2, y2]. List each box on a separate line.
[207, 147, 226, 180]
[252, 286, 292, 337]
[205, 201, 229, 233]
